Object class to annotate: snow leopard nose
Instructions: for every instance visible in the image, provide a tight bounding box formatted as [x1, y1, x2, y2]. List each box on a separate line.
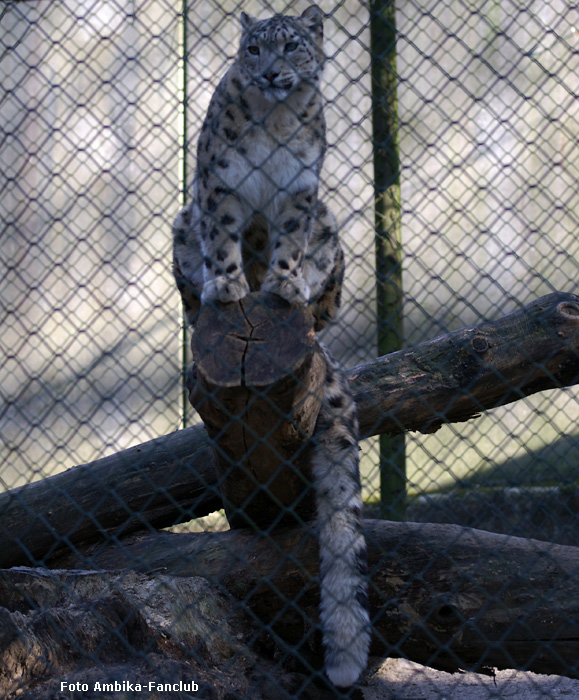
[264, 71, 279, 84]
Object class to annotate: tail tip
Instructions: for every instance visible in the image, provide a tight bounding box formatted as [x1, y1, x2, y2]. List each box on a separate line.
[326, 660, 366, 688]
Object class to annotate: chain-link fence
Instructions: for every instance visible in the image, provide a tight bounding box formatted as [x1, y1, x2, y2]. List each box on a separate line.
[2, 0, 579, 697]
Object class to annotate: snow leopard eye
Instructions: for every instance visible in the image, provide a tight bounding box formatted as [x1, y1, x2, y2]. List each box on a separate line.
[247, 45, 260, 56]
[284, 41, 298, 53]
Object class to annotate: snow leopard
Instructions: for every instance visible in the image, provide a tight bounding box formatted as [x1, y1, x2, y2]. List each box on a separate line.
[172, 5, 370, 687]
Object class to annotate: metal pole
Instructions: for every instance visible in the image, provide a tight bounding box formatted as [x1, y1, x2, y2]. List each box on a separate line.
[180, 0, 190, 428]
[370, 0, 406, 519]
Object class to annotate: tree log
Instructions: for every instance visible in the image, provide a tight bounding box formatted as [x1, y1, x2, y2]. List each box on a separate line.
[41, 519, 579, 679]
[190, 290, 579, 531]
[190, 294, 324, 529]
[0, 425, 221, 567]
[3, 293, 579, 690]
[1, 292, 579, 566]
[0, 567, 260, 699]
[352, 291, 579, 436]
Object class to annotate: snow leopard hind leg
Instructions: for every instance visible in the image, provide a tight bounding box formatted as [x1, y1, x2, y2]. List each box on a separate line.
[311, 343, 371, 688]
[302, 201, 345, 332]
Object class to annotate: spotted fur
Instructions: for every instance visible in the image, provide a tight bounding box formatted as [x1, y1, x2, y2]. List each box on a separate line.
[172, 5, 369, 687]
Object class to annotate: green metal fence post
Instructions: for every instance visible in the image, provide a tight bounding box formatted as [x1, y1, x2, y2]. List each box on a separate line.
[370, 0, 406, 520]
[180, 0, 190, 428]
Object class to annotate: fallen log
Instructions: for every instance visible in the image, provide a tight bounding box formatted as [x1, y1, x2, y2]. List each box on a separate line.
[0, 425, 222, 567]
[0, 567, 258, 699]
[353, 291, 579, 437]
[33, 519, 579, 680]
[189, 290, 579, 531]
[1, 292, 579, 566]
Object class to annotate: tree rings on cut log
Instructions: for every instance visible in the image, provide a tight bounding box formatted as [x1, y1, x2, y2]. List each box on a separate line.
[189, 292, 326, 530]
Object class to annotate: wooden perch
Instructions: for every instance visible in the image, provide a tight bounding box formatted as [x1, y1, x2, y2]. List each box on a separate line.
[2, 292, 579, 691]
[1, 292, 579, 566]
[189, 293, 324, 528]
[0, 424, 222, 567]
[37, 519, 579, 679]
[190, 290, 579, 531]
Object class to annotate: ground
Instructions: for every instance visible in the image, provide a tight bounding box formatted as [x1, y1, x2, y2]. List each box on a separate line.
[364, 658, 579, 699]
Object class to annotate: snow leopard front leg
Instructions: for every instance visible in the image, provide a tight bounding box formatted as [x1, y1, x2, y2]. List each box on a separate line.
[261, 186, 318, 306]
[197, 185, 251, 305]
[172, 189, 250, 320]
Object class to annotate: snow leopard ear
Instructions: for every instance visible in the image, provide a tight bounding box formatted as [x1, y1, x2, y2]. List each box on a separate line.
[240, 12, 258, 31]
[300, 5, 324, 43]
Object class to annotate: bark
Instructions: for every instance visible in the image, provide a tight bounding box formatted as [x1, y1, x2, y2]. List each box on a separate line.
[1, 292, 579, 566]
[20, 519, 579, 681]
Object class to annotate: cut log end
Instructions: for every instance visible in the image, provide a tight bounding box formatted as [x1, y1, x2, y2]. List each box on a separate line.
[191, 292, 317, 388]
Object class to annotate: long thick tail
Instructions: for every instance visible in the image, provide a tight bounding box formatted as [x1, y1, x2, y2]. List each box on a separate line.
[311, 344, 371, 687]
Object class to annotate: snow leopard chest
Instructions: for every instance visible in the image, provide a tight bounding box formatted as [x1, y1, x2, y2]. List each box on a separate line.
[196, 75, 325, 214]
[239, 129, 320, 208]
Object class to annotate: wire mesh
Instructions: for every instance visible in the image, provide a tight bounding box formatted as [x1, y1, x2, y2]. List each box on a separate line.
[2, 0, 579, 697]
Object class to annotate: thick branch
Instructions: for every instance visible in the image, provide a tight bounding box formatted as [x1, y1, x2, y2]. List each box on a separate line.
[352, 291, 579, 437]
[46, 519, 579, 679]
[0, 425, 221, 567]
[1, 292, 579, 566]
